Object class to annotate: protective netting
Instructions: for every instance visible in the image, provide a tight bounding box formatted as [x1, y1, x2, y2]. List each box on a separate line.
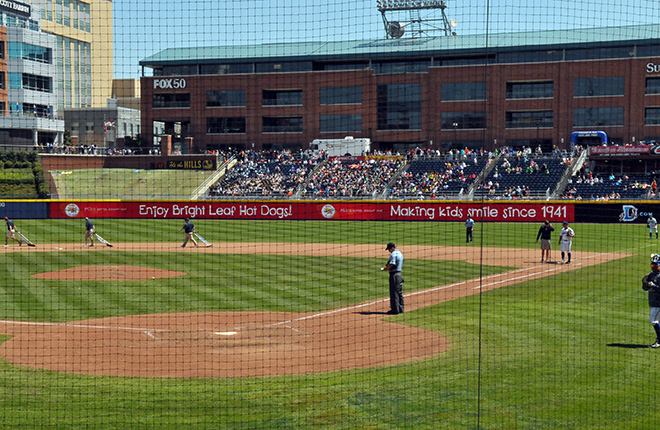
[1, 1, 660, 428]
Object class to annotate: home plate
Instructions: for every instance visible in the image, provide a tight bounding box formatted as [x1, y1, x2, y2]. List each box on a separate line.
[215, 331, 237, 336]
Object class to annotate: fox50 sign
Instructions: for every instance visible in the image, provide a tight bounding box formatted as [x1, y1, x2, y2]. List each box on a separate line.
[153, 78, 187, 89]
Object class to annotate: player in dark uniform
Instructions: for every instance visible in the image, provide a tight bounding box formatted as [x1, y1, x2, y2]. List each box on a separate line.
[4, 217, 22, 247]
[642, 254, 660, 348]
[179, 218, 198, 248]
[84, 217, 95, 247]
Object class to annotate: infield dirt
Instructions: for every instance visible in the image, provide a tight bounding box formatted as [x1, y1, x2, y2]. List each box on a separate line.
[0, 242, 627, 377]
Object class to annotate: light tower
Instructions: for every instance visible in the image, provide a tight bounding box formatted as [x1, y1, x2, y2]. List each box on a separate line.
[376, 0, 458, 39]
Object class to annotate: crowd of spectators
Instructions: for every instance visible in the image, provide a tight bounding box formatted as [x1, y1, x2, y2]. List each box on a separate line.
[209, 149, 322, 197]
[561, 162, 652, 200]
[476, 148, 569, 199]
[388, 159, 480, 199]
[301, 157, 404, 198]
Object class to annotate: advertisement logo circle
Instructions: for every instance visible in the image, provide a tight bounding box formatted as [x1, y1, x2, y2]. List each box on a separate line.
[321, 204, 336, 219]
[64, 203, 80, 217]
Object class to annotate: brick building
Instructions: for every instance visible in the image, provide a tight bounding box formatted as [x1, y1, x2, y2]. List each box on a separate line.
[138, 24, 660, 154]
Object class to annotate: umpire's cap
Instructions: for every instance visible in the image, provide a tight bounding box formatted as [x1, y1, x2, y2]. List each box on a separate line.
[386, 242, 396, 250]
[652, 254, 660, 265]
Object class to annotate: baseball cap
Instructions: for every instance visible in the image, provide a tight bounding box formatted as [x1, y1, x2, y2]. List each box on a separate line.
[652, 254, 660, 265]
[562, 221, 569, 225]
[386, 242, 396, 250]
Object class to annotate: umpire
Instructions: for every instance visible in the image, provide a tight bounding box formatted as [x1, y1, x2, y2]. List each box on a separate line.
[642, 254, 660, 348]
[381, 242, 404, 315]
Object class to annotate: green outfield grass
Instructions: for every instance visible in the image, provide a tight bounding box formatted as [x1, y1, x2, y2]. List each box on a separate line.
[10, 218, 649, 253]
[0, 220, 656, 429]
[49, 168, 214, 199]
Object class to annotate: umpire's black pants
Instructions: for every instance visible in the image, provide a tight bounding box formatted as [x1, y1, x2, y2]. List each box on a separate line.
[389, 271, 404, 314]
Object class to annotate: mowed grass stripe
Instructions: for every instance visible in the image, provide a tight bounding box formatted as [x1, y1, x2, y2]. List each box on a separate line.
[0, 251, 509, 320]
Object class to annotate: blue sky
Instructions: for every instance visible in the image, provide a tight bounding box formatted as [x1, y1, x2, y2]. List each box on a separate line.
[112, 0, 660, 79]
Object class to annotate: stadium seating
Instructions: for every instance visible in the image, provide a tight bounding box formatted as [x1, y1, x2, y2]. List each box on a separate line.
[388, 157, 489, 199]
[562, 175, 650, 200]
[475, 153, 568, 199]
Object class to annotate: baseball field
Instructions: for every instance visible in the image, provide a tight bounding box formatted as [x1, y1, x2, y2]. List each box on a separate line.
[0, 218, 654, 428]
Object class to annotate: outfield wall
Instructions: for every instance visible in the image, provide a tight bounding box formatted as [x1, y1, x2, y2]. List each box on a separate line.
[35, 201, 660, 224]
[2, 200, 657, 224]
[40, 154, 218, 171]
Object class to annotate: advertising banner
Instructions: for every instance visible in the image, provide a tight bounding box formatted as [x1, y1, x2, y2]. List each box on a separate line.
[574, 202, 660, 224]
[588, 145, 660, 158]
[0, 201, 48, 219]
[50, 201, 574, 222]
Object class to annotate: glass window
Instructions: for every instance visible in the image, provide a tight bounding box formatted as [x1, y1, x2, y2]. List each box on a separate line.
[207, 117, 246, 134]
[645, 108, 660, 126]
[574, 77, 624, 97]
[63, 0, 70, 27]
[498, 50, 563, 64]
[440, 56, 490, 67]
[255, 62, 312, 73]
[321, 62, 369, 71]
[160, 65, 197, 76]
[506, 81, 553, 99]
[377, 83, 422, 130]
[320, 86, 362, 105]
[262, 90, 302, 106]
[573, 107, 624, 127]
[638, 45, 660, 58]
[8, 73, 21, 90]
[262, 117, 303, 133]
[565, 46, 634, 61]
[441, 82, 486, 101]
[200, 63, 253, 75]
[320, 114, 362, 132]
[373, 60, 430, 74]
[206, 90, 246, 107]
[441, 111, 487, 129]
[505, 111, 553, 128]
[20, 74, 52, 92]
[646, 77, 660, 95]
[8, 43, 51, 63]
[84, 3, 90, 32]
[153, 93, 190, 108]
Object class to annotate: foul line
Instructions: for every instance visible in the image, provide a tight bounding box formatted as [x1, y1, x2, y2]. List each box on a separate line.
[0, 319, 170, 334]
[268, 258, 588, 327]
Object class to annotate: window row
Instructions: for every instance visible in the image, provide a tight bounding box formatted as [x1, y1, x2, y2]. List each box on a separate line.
[204, 106, 660, 134]
[157, 76, 660, 110]
[39, 0, 91, 32]
[8, 42, 52, 64]
[8, 73, 52, 93]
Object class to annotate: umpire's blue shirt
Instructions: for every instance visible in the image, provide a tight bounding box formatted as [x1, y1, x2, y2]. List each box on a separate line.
[388, 249, 404, 272]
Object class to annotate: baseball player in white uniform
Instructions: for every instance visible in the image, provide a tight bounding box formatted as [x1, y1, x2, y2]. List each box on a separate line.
[558, 221, 575, 264]
[648, 216, 658, 239]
